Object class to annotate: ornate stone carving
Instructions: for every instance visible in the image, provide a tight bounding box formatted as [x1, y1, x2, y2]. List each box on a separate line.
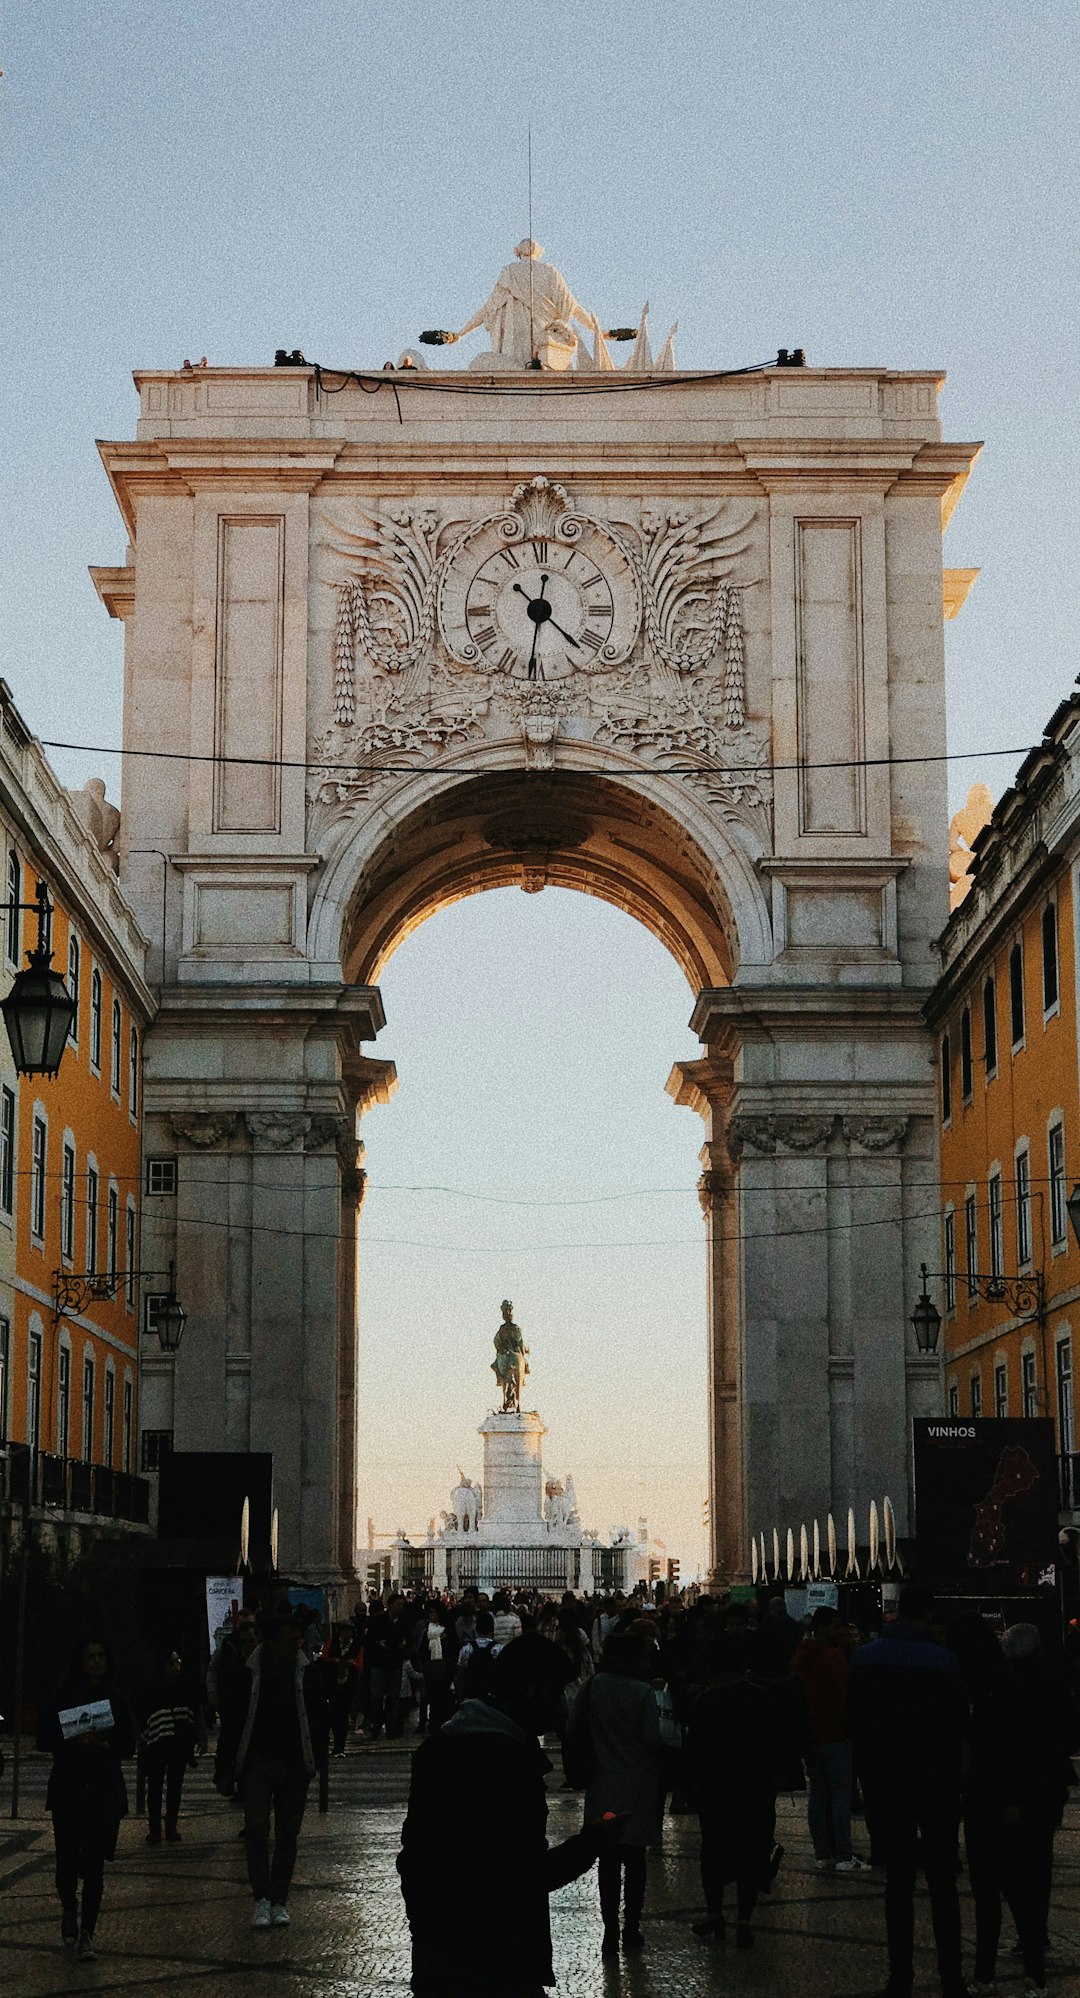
[697, 1168, 730, 1214]
[842, 1116, 909, 1152]
[246, 1112, 312, 1150]
[304, 1113, 351, 1154]
[170, 1112, 238, 1149]
[727, 1113, 834, 1160]
[311, 484, 769, 837]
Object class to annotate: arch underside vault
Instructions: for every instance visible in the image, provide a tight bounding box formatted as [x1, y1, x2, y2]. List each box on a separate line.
[335, 770, 737, 991]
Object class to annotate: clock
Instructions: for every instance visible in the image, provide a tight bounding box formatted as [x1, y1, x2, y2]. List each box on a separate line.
[439, 517, 640, 680]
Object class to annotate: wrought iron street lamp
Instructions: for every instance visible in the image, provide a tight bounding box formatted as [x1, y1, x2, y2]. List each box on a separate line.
[910, 1264, 942, 1353]
[53, 1261, 186, 1353]
[1, 880, 75, 1076]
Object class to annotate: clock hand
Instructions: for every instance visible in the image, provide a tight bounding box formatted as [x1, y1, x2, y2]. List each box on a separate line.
[528, 620, 540, 680]
[545, 618, 581, 648]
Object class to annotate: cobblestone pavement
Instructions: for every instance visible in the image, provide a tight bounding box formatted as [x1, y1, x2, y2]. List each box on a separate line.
[2, 1740, 1078, 1998]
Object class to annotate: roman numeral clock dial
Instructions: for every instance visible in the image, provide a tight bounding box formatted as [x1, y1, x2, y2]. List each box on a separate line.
[438, 521, 640, 682]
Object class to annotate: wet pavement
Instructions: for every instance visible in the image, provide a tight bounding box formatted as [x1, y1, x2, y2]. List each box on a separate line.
[2, 1738, 1078, 1997]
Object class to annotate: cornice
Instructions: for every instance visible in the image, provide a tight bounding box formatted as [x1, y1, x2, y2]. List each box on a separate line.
[89, 565, 136, 621]
[692, 983, 933, 1042]
[151, 980, 385, 1042]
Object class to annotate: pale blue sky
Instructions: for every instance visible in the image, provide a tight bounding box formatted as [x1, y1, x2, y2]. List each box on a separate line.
[3, 3, 1077, 1563]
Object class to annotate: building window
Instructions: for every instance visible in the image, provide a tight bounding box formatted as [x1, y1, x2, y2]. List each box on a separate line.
[129, 1026, 139, 1120]
[125, 1201, 136, 1309]
[1009, 941, 1025, 1047]
[965, 1192, 979, 1300]
[103, 1369, 115, 1469]
[110, 998, 122, 1096]
[960, 1007, 973, 1101]
[107, 1184, 118, 1283]
[994, 1360, 1009, 1418]
[5, 850, 20, 969]
[0, 1086, 14, 1215]
[82, 1353, 95, 1463]
[988, 1170, 1004, 1282]
[944, 1209, 957, 1312]
[1050, 1121, 1067, 1245]
[1043, 902, 1059, 1013]
[89, 968, 102, 1071]
[1022, 1350, 1039, 1418]
[0, 1317, 8, 1442]
[144, 1292, 173, 1339]
[983, 976, 997, 1075]
[940, 1034, 951, 1124]
[948, 1380, 960, 1417]
[86, 1163, 99, 1274]
[1016, 1146, 1032, 1266]
[67, 932, 80, 1044]
[146, 1156, 178, 1196]
[57, 1344, 71, 1459]
[27, 1326, 41, 1447]
[970, 1371, 982, 1418]
[141, 1429, 173, 1473]
[122, 1377, 133, 1473]
[61, 1141, 76, 1261]
[1058, 1337, 1075, 1455]
[31, 1114, 47, 1242]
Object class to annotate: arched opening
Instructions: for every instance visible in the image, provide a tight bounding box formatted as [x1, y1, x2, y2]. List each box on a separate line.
[355, 882, 711, 1580]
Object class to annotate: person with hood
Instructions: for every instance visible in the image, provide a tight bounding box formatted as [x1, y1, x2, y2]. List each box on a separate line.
[234, 1614, 329, 1929]
[139, 1647, 205, 1844]
[687, 1630, 785, 1949]
[398, 1632, 612, 1998]
[36, 1636, 138, 1961]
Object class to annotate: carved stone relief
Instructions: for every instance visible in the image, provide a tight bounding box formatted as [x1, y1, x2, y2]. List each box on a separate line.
[310, 478, 770, 843]
[170, 1112, 238, 1149]
[246, 1112, 312, 1150]
[842, 1116, 909, 1152]
[727, 1113, 835, 1161]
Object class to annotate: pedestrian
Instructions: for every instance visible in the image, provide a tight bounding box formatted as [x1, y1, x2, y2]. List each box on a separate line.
[412, 1600, 455, 1734]
[686, 1631, 781, 1949]
[234, 1613, 329, 1930]
[139, 1648, 205, 1844]
[563, 1626, 662, 1956]
[318, 1625, 359, 1757]
[791, 1606, 869, 1874]
[208, 1613, 257, 1800]
[365, 1594, 410, 1739]
[995, 1621, 1079, 1998]
[455, 1608, 501, 1701]
[492, 1589, 523, 1646]
[398, 1632, 613, 1997]
[847, 1583, 968, 1998]
[36, 1636, 138, 1961]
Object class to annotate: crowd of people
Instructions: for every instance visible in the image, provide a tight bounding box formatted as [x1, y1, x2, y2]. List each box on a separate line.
[28, 1579, 1080, 1997]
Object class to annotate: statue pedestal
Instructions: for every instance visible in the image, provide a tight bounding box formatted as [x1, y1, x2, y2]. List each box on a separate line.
[477, 1410, 547, 1541]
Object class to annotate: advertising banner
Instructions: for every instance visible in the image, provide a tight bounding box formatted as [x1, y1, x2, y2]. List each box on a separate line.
[206, 1575, 240, 1654]
[913, 1417, 1058, 1591]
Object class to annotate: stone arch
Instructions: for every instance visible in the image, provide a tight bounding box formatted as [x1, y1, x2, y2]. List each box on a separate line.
[310, 757, 772, 991]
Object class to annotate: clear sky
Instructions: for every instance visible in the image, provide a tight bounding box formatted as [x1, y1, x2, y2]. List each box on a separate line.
[3, 2, 1078, 1567]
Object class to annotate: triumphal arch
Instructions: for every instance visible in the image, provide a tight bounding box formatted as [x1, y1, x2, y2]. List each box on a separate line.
[93, 249, 979, 1581]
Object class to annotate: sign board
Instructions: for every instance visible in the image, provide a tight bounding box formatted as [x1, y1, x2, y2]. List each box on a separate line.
[206, 1575, 239, 1653]
[58, 1698, 114, 1740]
[806, 1581, 839, 1611]
[913, 1417, 1058, 1591]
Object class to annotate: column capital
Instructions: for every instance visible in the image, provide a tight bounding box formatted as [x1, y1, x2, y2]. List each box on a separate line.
[842, 1114, 909, 1152]
[728, 1112, 834, 1160]
[170, 1110, 239, 1149]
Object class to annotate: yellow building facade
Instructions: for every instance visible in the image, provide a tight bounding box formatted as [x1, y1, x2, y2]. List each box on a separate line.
[0, 683, 153, 1498]
[930, 693, 1080, 1516]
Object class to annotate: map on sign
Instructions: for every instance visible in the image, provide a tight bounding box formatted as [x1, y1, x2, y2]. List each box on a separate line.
[968, 1445, 1039, 1567]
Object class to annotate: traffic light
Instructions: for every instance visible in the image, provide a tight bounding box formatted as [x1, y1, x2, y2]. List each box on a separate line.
[666, 1557, 680, 1593]
[647, 1556, 661, 1584]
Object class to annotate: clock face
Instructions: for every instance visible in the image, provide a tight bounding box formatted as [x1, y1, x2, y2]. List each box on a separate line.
[439, 522, 639, 680]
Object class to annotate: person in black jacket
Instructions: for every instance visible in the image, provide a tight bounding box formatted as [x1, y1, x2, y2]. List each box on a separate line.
[687, 1631, 787, 1948]
[234, 1615, 329, 1930]
[847, 1585, 969, 1998]
[996, 1621, 1079, 1996]
[398, 1632, 613, 1998]
[36, 1636, 138, 1962]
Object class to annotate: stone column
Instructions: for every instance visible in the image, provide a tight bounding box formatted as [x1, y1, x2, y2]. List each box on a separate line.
[666, 1051, 740, 1581]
